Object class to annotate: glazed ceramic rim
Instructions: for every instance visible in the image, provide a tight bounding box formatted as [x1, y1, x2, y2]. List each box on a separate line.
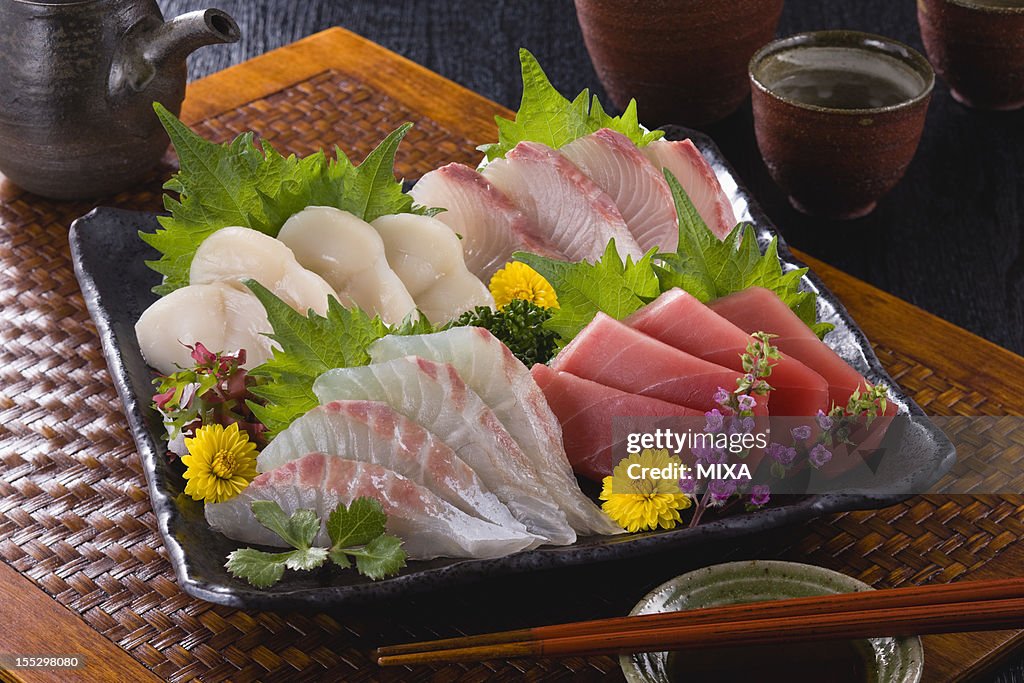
[619, 560, 925, 683]
[749, 30, 936, 115]
[946, 0, 1024, 14]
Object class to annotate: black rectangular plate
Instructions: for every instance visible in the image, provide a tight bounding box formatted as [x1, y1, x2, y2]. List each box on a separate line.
[69, 127, 955, 610]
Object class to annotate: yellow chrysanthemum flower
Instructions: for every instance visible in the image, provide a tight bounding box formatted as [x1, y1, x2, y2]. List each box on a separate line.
[489, 262, 560, 310]
[181, 423, 258, 504]
[600, 449, 692, 533]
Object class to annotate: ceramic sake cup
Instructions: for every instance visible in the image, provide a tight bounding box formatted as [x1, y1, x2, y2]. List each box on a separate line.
[918, 0, 1024, 110]
[749, 31, 934, 220]
[573, 0, 784, 127]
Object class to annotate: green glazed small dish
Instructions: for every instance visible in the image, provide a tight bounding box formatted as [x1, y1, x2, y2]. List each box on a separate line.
[620, 560, 924, 683]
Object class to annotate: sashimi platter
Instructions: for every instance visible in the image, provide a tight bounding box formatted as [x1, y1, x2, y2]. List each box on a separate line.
[71, 50, 953, 607]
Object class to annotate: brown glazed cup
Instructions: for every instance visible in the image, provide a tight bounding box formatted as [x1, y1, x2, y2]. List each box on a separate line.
[573, 0, 784, 127]
[918, 0, 1024, 110]
[749, 31, 935, 220]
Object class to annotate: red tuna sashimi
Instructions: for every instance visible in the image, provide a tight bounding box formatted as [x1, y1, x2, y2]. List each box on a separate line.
[560, 129, 678, 253]
[409, 163, 561, 280]
[709, 287, 895, 415]
[550, 312, 767, 415]
[532, 364, 700, 482]
[641, 138, 737, 240]
[482, 141, 644, 263]
[626, 289, 829, 416]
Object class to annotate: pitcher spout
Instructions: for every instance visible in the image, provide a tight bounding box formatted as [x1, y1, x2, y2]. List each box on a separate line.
[142, 9, 240, 68]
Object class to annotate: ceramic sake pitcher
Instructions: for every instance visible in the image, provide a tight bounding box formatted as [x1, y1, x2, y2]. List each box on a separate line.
[0, 0, 240, 200]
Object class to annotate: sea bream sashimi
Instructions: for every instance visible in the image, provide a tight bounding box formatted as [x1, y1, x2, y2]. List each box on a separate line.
[205, 454, 536, 560]
[409, 163, 562, 281]
[369, 328, 624, 537]
[550, 312, 768, 416]
[482, 141, 644, 263]
[531, 363, 701, 483]
[641, 138, 737, 240]
[627, 289, 829, 417]
[257, 400, 528, 535]
[708, 287, 895, 415]
[313, 356, 575, 545]
[560, 129, 679, 253]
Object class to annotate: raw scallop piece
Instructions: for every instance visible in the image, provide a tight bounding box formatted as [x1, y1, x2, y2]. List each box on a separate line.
[370, 328, 624, 536]
[370, 213, 493, 324]
[532, 363, 701, 482]
[642, 138, 737, 240]
[313, 356, 574, 544]
[410, 163, 562, 280]
[708, 287, 895, 414]
[189, 226, 336, 315]
[205, 454, 535, 560]
[135, 281, 276, 375]
[277, 206, 417, 325]
[561, 129, 679, 253]
[482, 141, 644, 263]
[258, 400, 528, 534]
[550, 312, 768, 415]
[627, 289, 829, 416]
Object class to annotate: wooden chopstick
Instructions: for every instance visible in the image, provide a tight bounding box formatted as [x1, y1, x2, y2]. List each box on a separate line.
[375, 576, 1024, 659]
[376, 596, 1024, 665]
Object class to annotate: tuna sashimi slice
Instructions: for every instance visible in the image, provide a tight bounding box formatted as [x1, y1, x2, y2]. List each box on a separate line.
[205, 454, 536, 560]
[561, 129, 679, 253]
[409, 163, 562, 280]
[370, 328, 624, 537]
[709, 287, 895, 415]
[550, 312, 767, 415]
[482, 141, 644, 263]
[532, 364, 701, 482]
[641, 138, 737, 240]
[257, 400, 527, 534]
[627, 289, 829, 416]
[313, 356, 574, 545]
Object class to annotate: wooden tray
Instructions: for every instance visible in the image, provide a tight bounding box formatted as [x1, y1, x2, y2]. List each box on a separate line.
[1, 27, 1022, 682]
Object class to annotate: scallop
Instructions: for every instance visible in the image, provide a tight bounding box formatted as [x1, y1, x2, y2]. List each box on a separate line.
[189, 226, 336, 315]
[277, 206, 417, 324]
[370, 213, 493, 324]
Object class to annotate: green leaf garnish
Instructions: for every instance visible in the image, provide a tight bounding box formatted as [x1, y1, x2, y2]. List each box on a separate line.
[655, 171, 834, 339]
[348, 535, 407, 581]
[142, 104, 422, 295]
[326, 497, 388, 549]
[251, 500, 319, 549]
[444, 299, 561, 365]
[515, 240, 659, 344]
[225, 548, 290, 589]
[478, 49, 663, 161]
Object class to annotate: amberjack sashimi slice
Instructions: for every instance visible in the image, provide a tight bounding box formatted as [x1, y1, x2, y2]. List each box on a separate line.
[561, 129, 679, 253]
[409, 163, 562, 280]
[205, 454, 537, 560]
[482, 141, 644, 263]
[531, 364, 702, 482]
[257, 400, 527, 534]
[550, 313, 768, 415]
[641, 138, 737, 240]
[370, 328, 624, 536]
[313, 356, 574, 545]
[627, 289, 829, 416]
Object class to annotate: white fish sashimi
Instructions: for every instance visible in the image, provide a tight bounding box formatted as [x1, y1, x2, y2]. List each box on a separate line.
[277, 206, 417, 325]
[409, 163, 562, 280]
[641, 138, 737, 240]
[313, 357, 574, 545]
[370, 214, 493, 324]
[561, 128, 678, 253]
[135, 281, 276, 375]
[369, 328, 624, 536]
[189, 226, 337, 315]
[205, 454, 535, 560]
[258, 400, 528, 535]
[482, 141, 644, 263]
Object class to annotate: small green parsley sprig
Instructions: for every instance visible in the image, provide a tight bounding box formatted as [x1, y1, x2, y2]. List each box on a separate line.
[225, 498, 406, 588]
[445, 299, 561, 366]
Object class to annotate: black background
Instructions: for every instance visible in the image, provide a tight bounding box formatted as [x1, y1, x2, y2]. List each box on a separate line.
[158, 1, 1024, 680]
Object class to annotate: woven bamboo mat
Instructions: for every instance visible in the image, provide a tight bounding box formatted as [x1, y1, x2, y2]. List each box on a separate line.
[2, 30, 1023, 682]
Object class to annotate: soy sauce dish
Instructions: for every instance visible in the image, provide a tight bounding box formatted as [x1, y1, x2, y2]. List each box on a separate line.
[621, 561, 923, 683]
